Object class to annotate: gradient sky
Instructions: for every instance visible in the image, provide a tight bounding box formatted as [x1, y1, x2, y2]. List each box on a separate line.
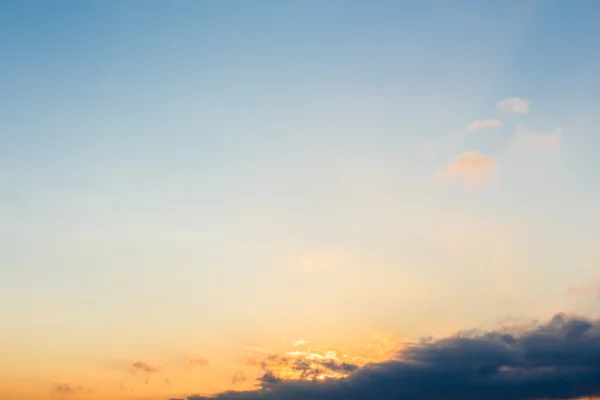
[2, 1, 600, 399]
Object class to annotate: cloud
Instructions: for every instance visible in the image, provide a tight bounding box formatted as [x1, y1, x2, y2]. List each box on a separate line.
[294, 340, 309, 347]
[53, 383, 82, 395]
[466, 119, 503, 132]
[497, 97, 530, 114]
[174, 313, 600, 400]
[436, 151, 495, 187]
[131, 360, 159, 374]
[232, 371, 248, 384]
[247, 350, 361, 382]
[508, 127, 562, 151]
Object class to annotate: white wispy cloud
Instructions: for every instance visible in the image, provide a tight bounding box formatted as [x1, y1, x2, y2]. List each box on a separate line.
[497, 97, 530, 114]
[466, 119, 503, 132]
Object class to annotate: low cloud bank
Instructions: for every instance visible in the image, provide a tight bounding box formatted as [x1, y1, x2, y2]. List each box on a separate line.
[175, 313, 600, 400]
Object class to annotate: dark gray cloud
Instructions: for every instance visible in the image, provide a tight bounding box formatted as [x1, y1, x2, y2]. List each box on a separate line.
[174, 313, 600, 400]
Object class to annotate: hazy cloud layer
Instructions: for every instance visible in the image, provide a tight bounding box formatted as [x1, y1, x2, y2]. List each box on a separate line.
[568, 280, 600, 298]
[497, 97, 531, 114]
[466, 119, 503, 132]
[177, 313, 600, 400]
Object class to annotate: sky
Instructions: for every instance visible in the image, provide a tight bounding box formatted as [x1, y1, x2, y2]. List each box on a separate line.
[1, 1, 600, 399]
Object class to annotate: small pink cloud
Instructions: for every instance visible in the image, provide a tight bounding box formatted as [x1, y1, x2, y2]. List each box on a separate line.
[436, 151, 495, 188]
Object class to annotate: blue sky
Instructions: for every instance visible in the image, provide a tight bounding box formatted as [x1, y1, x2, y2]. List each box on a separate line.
[1, 1, 600, 399]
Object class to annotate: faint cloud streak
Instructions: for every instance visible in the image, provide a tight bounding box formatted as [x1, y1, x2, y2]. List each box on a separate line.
[568, 280, 600, 298]
[508, 127, 562, 151]
[131, 360, 159, 374]
[53, 383, 82, 395]
[466, 119, 503, 132]
[232, 371, 247, 384]
[188, 358, 210, 369]
[497, 97, 530, 114]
